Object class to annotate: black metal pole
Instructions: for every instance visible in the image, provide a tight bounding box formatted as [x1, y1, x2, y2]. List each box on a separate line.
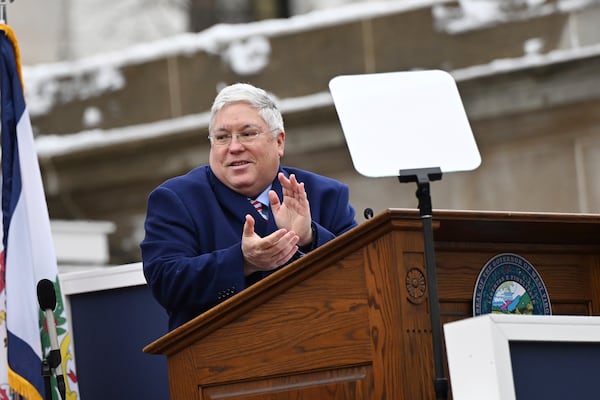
[0, 0, 14, 24]
[400, 167, 448, 400]
[0, 5, 7, 24]
[48, 349, 66, 400]
[416, 181, 448, 400]
[41, 358, 53, 400]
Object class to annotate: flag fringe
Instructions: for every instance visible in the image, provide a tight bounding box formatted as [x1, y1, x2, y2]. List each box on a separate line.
[0, 23, 24, 90]
[8, 367, 43, 400]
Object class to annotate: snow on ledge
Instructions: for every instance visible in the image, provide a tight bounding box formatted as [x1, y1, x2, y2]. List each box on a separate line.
[34, 43, 600, 159]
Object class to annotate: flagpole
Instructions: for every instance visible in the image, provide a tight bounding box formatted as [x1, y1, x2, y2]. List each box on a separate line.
[0, 0, 14, 24]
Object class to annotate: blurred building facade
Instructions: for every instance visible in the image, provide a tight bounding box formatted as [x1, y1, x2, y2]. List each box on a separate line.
[9, 0, 360, 64]
[6, 0, 600, 263]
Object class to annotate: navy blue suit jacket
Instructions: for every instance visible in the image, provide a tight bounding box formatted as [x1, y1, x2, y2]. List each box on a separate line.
[141, 165, 357, 330]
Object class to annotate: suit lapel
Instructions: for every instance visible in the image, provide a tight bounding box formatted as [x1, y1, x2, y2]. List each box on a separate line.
[207, 167, 281, 237]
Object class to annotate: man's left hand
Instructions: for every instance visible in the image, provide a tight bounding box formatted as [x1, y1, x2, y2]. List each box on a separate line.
[269, 173, 313, 246]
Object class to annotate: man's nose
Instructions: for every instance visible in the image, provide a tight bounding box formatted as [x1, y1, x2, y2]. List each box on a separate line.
[228, 134, 245, 150]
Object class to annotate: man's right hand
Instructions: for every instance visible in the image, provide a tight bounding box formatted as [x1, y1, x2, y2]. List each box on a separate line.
[241, 214, 299, 276]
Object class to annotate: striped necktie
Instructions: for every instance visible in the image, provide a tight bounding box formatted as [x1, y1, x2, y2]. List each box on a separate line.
[250, 199, 268, 220]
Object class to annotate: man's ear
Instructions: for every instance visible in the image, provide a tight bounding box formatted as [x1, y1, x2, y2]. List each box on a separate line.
[277, 130, 285, 157]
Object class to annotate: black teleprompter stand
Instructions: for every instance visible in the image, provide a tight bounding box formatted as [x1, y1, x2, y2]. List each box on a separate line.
[399, 167, 449, 400]
[41, 348, 66, 400]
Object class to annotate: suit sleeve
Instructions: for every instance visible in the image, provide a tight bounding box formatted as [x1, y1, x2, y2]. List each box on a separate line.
[310, 182, 357, 250]
[140, 186, 246, 321]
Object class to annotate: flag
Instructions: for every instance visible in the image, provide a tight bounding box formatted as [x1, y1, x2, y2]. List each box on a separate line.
[0, 217, 9, 400]
[0, 24, 79, 399]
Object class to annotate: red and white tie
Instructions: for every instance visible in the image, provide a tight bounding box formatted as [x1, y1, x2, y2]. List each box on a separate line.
[250, 199, 268, 220]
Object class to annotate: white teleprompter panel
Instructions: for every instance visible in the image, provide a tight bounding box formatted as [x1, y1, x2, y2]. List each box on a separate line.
[329, 70, 481, 178]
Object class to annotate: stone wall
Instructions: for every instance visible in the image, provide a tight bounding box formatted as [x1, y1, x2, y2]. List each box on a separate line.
[24, 0, 600, 262]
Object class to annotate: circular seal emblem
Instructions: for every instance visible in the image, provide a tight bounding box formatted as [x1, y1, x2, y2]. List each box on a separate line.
[473, 253, 551, 316]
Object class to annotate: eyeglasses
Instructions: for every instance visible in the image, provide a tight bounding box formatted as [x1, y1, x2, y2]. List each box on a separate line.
[208, 129, 278, 146]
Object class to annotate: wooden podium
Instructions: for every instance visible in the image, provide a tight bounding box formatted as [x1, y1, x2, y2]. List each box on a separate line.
[144, 209, 600, 399]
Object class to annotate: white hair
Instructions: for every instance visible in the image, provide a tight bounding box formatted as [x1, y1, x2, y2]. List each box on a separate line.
[209, 83, 284, 135]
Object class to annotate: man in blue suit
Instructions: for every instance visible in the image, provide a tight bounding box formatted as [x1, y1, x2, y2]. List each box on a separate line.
[141, 83, 358, 330]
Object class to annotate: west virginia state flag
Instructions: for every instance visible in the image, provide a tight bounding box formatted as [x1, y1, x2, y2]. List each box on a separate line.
[0, 25, 79, 399]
